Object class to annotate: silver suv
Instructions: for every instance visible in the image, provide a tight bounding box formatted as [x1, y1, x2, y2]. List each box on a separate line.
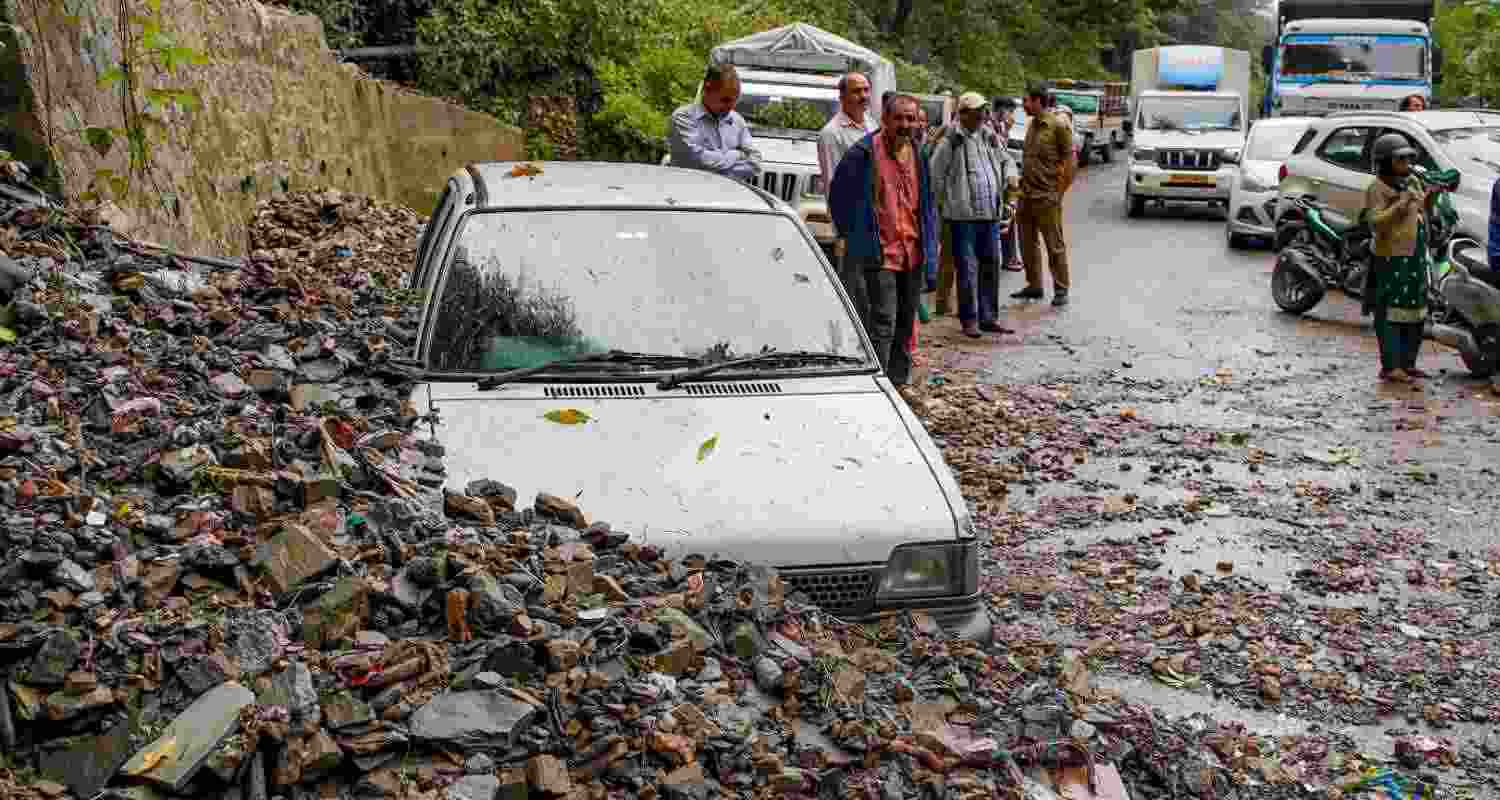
[1275, 109, 1500, 249]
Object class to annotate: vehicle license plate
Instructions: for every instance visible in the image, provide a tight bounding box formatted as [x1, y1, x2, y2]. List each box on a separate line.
[1172, 174, 1215, 185]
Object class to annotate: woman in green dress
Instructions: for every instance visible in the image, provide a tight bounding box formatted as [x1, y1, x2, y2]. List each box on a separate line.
[1362, 133, 1441, 383]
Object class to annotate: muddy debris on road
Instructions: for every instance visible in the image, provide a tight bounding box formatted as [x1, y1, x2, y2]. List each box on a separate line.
[906, 332, 1500, 797]
[0, 160, 1337, 800]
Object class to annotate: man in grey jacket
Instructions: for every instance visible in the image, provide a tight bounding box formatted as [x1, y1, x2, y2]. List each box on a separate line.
[930, 92, 1018, 337]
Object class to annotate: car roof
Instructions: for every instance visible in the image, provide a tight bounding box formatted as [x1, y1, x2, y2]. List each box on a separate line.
[463, 162, 781, 212]
[1251, 116, 1316, 129]
[1319, 109, 1500, 132]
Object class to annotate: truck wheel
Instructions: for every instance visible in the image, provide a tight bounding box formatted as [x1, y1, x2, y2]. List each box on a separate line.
[1126, 189, 1144, 218]
[1100, 140, 1114, 163]
[1078, 138, 1091, 168]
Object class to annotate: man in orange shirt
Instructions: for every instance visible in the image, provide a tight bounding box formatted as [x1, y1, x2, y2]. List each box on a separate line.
[828, 94, 940, 386]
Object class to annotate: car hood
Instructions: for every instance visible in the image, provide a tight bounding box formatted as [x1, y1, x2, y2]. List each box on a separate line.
[755, 135, 823, 169]
[416, 380, 967, 565]
[1134, 129, 1245, 151]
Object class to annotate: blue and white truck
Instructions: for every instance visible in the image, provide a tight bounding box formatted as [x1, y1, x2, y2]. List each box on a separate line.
[1262, 0, 1442, 116]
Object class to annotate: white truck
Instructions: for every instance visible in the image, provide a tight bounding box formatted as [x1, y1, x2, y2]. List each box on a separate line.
[666, 23, 896, 252]
[1125, 46, 1252, 218]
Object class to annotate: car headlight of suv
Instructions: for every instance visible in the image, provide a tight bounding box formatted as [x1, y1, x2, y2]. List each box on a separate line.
[877, 541, 978, 602]
[1221, 147, 1242, 165]
[1132, 147, 1157, 164]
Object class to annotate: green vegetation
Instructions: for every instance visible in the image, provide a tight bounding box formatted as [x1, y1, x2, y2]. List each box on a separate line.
[1434, 0, 1500, 104]
[280, 0, 1320, 159]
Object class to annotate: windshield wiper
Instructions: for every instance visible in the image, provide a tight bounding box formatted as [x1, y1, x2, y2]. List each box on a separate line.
[475, 350, 702, 391]
[655, 349, 866, 390]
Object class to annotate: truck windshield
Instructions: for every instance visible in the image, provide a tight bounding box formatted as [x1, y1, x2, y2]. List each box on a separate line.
[737, 84, 839, 131]
[1279, 34, 1427, 79]
[1138, 97, 1241, 132]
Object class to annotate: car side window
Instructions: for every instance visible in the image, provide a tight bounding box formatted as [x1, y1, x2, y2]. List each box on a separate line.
[1316, 126, 1373, 172]
[1378, 128, 1440, 172]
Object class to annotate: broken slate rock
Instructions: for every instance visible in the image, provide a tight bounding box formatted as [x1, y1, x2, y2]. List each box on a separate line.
[258, 661, 319, 719]
[302, 576, 369, 650]
[38, 719, 134, 798]
[253, 523, 337, 594]
[120, 681, 256, 791]
[447, 774, 502, 800]
[28, 630, 82, 685]
[409, 691, 536, 751]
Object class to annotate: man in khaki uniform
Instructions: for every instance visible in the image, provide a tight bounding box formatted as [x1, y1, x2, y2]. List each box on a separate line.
[1012, 84, 1075, 307]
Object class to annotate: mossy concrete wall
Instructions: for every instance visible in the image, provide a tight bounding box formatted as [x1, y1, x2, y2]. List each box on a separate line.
[5, 0, 522, 255]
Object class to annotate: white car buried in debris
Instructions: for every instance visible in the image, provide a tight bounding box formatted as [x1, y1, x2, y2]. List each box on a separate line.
[406, 161, 989, 641]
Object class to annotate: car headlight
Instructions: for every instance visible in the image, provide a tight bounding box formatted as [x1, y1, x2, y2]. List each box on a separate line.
[1239, 172, 1273, 193]
[877, 541, 978, 602]
[1132, 148, 1157, 164]
[1222, 147, 1242, 164]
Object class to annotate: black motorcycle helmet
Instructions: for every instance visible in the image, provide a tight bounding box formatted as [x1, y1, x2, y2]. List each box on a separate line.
[1372, 132, 1418, 174]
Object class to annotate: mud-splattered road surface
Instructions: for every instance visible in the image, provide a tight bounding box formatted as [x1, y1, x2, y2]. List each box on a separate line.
[912, 160, 1500, 797]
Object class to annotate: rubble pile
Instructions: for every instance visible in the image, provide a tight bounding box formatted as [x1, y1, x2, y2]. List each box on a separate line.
[0, 158, 1433, 800]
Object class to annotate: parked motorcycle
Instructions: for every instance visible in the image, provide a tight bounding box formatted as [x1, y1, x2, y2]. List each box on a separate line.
[1270, 196, 1372, 314]
[1425, 237, 1500, 378]
[1272, 167, 1461, 316]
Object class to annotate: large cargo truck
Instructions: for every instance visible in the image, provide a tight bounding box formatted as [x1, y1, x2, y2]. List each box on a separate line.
[1262, 0, 1441, 116]
[1125, 46, 1252, 217]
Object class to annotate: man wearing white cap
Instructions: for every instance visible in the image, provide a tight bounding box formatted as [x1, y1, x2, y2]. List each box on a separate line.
[929, 91, 1018, 337]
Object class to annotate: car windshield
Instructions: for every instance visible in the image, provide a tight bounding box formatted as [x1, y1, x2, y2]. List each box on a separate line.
[1053, 91, 1100, 114]
[1280, 34, 1426, 79]
[425, 209, 869, 373]
[737, 86, 839, 131]
[1432, 126, 1500, 176]
[1139, 97, 1241, 131]
[1247, 123, 1310, 161]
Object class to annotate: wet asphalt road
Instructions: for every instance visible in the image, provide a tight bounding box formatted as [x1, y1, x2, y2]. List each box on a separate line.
[919, 156, 1500, 783]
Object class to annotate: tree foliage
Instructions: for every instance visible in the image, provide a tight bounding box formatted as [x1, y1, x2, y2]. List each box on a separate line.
[1434, 0, 1500, 103]
[283, 0, 1284, 160]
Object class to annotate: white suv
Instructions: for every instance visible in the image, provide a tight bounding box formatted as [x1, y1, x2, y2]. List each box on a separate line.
[1274, 110, 1500, 250]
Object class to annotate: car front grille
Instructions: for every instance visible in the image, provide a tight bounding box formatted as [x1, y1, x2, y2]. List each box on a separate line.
[1157, 149, 1220, 171]
[780, 566, 878, 616]
[758, 171, 799, 203]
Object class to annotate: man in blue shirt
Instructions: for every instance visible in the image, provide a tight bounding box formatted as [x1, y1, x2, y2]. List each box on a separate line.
[1489, 178, 1500, 269]
[668, 64, 763, 182]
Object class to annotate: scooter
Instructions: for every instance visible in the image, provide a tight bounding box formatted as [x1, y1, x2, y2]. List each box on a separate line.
[1425, 237, 1500, 378]
[1271, 196, 1373, 314]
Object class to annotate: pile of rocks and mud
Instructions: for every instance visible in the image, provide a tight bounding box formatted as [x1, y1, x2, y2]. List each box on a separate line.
[0, 156, 1440, 800]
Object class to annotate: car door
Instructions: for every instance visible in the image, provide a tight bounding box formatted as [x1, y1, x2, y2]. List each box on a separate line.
[1310, 125, 1376, 223]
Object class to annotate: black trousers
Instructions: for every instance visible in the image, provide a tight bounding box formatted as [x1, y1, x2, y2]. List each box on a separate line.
[861, 266, 921, 385]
